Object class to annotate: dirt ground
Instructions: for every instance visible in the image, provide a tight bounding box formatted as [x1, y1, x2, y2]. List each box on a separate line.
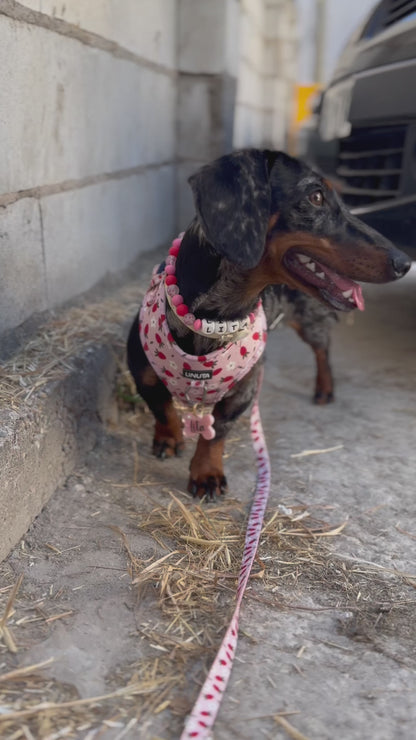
[1, 266, 415, 740]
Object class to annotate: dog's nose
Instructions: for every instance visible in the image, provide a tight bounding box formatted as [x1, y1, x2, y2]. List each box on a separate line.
[391, 253, 412, 278]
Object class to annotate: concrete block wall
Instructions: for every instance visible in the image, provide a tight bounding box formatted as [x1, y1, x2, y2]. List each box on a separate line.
[0, 0, 297, 337]
[177, 0, 297, 227]
[0, 0, 177, 335]
[233, 0, 298, 150]
[176, 0, 241, 227]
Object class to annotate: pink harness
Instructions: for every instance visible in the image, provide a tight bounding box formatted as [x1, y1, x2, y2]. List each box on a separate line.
[139, 254, 267, 426]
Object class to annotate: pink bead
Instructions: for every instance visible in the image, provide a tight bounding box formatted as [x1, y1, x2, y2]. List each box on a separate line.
[169, 244, 180, 257]
[165, 264, 175, 275]
[183, 312, 196, 326]
[165, 255, 176, 266]
[167, 284, 179, 296]
[249, 312, 255, 324]
[172, 237, 182, 250]
[176, 304, 189, 316]
[194, 319, 202, 331]
[172, 294, 183, 306]
[165, 275, 177, 286]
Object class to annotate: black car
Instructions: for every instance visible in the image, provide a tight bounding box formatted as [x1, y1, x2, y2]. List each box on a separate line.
[306, 0, 416, 256]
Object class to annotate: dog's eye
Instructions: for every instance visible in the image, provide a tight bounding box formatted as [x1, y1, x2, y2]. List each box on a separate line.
[308, 190, 324, 207]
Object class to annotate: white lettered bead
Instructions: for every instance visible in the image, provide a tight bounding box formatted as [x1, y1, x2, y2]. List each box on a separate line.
[228, 320, 240, 333]
[202, 319, 216, 335]
[216, 321, 227, 334]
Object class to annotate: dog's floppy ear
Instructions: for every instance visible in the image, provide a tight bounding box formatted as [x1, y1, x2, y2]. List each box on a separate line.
[188, 150, 271, 269]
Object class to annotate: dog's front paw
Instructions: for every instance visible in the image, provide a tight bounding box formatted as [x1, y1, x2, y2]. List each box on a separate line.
[153, 420, 184, 459]
[188, 471, 228, 501]
[153, 437, 185, 459]
[188, 437, 227, 500]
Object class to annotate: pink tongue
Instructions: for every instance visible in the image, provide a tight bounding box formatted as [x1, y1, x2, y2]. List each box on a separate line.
[352, 284, 365, 311]
[319, 263, 365, 311]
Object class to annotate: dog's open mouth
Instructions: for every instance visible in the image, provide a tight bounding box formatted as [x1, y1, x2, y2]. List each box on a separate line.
[284, 252, 365, 312]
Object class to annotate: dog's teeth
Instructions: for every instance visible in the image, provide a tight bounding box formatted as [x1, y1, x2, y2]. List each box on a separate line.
[316, 272, 325, 279]
[298, 254, 310, 264]
[342, 289, 353, 298]
[306, 262, 316, 272]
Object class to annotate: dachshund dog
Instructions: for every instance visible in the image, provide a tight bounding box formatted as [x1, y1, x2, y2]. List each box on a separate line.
[127, 150, 410, 499]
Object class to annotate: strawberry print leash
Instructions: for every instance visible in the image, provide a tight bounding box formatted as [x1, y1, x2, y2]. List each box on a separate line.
[180, 367, 271, 739]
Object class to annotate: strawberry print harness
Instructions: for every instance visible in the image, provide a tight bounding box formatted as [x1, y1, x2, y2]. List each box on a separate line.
[139, 240, 267, 437]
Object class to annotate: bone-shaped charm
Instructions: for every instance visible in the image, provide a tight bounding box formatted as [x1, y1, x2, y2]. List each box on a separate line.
[183, 413, 215, 440]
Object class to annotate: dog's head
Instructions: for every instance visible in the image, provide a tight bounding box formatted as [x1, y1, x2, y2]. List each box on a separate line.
[189, 150, 411, 312]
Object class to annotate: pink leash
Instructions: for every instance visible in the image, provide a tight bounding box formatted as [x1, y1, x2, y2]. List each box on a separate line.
[180, 367, 270, 738]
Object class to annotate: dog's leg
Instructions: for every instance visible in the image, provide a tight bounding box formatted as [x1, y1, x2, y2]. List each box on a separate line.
[127, 316, 184, 458]
[290, 320, 334, 404]
[310, 345, 334, 405]
[188, 363, 261, 499]
[288, 294, 337, 405]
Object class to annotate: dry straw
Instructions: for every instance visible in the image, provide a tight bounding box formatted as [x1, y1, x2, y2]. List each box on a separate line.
[0, 283, 141, 409]
[1, 488, 415, 738]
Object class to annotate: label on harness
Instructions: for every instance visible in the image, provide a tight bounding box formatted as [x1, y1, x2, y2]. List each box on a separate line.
[183, 369, 212, 380]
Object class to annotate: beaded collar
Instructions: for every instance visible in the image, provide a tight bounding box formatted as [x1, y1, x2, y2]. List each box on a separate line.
[164, 235, 260, 340]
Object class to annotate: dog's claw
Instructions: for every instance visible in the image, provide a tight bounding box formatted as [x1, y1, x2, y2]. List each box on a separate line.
[188, 474, 228, 501]
[152, 438, 185, 459]
[314, 390, 334, 405]
[175, 442, 185, 458]
[206, 476, 218, 501]
[153, 440, 168, 459]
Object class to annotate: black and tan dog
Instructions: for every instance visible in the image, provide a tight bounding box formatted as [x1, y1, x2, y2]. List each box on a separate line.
[128, 149, 410, 499]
